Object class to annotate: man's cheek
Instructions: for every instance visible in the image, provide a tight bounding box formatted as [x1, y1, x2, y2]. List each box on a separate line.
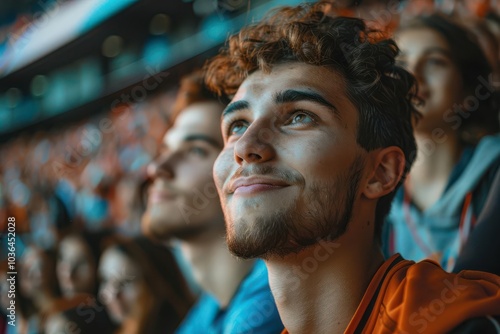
[213, 150, 233, 192]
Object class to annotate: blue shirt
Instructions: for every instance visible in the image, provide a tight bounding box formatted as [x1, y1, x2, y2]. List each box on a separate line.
[175, 260, 283, 334]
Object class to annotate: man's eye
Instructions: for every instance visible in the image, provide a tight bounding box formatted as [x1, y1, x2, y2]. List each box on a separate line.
[288, 112, 315, 125]
[426, 57, 447, 67]
[188, 147, 207, 157]
[228, 120, 248, 136]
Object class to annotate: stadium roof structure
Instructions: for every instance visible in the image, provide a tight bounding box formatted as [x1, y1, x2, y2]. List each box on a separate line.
[0, 0, 312, 142]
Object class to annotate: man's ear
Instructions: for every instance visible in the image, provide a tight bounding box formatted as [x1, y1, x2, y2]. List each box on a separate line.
[363, 147, 406, 199]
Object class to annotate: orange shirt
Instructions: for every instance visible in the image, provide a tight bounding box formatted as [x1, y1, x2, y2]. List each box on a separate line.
[282, 254, 500, 333]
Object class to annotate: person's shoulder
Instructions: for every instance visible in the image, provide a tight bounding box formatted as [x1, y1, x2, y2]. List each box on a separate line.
[185, 292, 218, 315]
[238, 260, 271, 294]
[380, 259, 500, 333]
[469, 134, 500, 169]
[175, 293, 219, 333]
[475, 134, 500, 166]
[403, 260, 500, 292]
[223, 260, 284, 334]
[476, 133, 500, 147]
[230, 259, 276, 310]
[387, 259, 500, 301]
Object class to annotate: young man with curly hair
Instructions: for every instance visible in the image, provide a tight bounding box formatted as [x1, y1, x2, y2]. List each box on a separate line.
[205, 3, 500, 333]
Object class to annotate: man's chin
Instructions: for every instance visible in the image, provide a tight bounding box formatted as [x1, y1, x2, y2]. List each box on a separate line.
[226, 233, 315, 260]
[224, 210, 345, 260]
[225, 222, 293, 260]
[141, 211, 176, 241]
[226, 238, 267, 259]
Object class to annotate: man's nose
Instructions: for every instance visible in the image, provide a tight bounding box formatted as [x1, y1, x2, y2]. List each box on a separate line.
[233, 119, 276, 165]
[406, 60, 425, 87]
[147, 151, 175, 180]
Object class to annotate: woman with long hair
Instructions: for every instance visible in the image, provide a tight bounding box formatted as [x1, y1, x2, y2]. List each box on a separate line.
[384, 13, 500, 273]
[98, 236, 194, 334]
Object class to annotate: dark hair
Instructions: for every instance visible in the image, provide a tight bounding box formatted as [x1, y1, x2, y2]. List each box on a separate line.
[398, 14, 500, 143]
[110, 237, 194, 334]
[205, 2, 419, 239]
[170, 69, 227, 124]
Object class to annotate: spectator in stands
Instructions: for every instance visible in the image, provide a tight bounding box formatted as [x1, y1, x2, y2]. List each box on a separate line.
[56, 231, 111, 301]
[205, 3, 500, 333]
[48, 230, 117, 334]
[141, 70, 284, 333]
[98, 236, 193, 334]
[385, 13, 500, 271]
[18, 246, 60, 334]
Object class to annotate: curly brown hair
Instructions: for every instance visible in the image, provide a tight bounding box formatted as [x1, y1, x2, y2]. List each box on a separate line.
[170, 69, 225, 124]
[205, 2, 419, 240]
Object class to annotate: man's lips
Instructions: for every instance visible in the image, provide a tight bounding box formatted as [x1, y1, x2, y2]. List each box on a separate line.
[229, 177, 289, 195]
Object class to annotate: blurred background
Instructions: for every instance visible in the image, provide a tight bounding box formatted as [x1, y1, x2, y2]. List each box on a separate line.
[0, 0, 319, 249]
[0, 0, 499, 333]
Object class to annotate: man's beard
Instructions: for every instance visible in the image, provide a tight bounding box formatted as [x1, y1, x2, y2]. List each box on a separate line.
[225, 156, 365, 259]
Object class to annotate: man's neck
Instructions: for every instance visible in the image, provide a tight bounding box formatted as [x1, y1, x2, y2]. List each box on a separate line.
[180, 231, 255, 308]
[266, 234, 384, 334]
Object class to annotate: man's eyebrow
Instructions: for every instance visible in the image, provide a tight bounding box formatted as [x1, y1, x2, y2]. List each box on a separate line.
[274, 89, 340, 118]
[184, 134, 221, 148]
[222, 100, 250, 117]
[424, 47, 452, 58]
